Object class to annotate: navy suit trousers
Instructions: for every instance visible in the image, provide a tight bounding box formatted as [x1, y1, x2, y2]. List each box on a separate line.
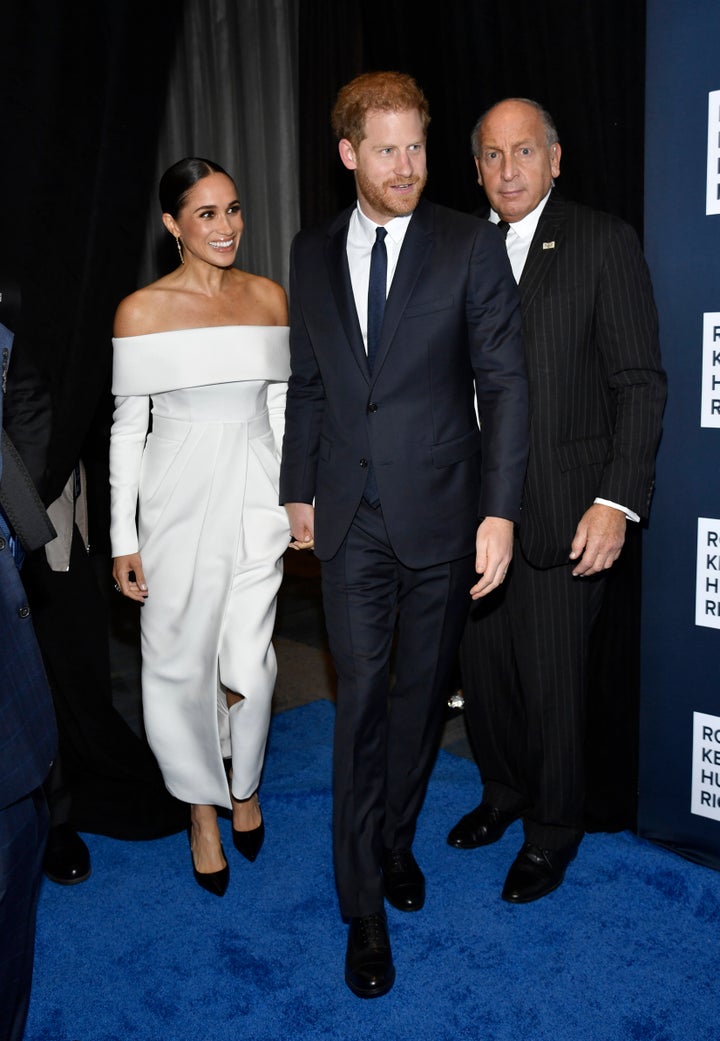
[322, 499, 474, 917]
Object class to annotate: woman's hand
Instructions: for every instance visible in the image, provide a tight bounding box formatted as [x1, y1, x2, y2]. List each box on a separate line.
[112, 553, 149, 603]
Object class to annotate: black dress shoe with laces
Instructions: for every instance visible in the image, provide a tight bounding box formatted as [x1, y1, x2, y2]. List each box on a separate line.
[447, 802, 521, 849]
[43, 824, 91, 885]
[501, 841, 578, 903]
[345, 911, 395, 998]
[382, 847, 425, 911]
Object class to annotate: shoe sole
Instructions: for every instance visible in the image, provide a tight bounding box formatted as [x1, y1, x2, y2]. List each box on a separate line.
[43, 868, 92, 886]
[345, 968, 396, 999]
[384, 891, 425, 912]
[501, 874, 565, 903]
[447, 820, 520, 849]
[447, 835, 505, 849]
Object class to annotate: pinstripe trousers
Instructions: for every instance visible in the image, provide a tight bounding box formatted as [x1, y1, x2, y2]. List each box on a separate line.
[460, 540, 605, 849]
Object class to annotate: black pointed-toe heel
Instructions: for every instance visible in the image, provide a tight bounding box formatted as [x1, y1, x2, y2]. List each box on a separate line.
[188, 827, 229, 896]
[232, 819, 265, 862]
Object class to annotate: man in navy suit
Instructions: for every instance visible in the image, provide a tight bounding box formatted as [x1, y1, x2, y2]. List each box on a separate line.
[0, 309, 58, 1041]
[448, 99, 666, 903]
[280, 71, 528, 997]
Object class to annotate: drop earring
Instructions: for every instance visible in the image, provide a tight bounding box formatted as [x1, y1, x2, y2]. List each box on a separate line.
[176, 236, 184, 264]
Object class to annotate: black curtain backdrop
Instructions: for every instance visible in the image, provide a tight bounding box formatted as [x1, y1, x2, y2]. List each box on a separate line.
[0, 0, 647, 834]
[0, 0, 186, 547]
[297, 0, 647, 235]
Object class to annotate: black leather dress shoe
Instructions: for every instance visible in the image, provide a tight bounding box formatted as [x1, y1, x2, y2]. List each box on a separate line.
[345, 911, 395, 999]
[447, 803, 520, 849]
[382, 847, 425, 911]
[501, 841, 578, 903]
[43, 824, 91, 885]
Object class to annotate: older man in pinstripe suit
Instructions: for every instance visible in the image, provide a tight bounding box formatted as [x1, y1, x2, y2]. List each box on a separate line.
[448, 99, 666, 902]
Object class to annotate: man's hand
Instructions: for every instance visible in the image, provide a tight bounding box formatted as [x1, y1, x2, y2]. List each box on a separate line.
[112, 552, 148, 603]
[569, 503, 626, 576]
[469, 516, 514, 599]
[284, 502, 315, 551]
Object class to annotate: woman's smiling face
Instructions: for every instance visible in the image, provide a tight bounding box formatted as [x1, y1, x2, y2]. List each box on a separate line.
[167, 171, 244, 267]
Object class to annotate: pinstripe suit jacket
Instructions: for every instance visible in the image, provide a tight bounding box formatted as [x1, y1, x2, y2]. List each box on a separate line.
[514, 192, 666, 568]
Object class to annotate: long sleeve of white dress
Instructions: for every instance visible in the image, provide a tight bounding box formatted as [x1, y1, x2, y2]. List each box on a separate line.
[109, 393, 149, 557]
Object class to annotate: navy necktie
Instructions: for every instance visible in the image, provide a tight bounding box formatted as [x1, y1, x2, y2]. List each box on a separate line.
[362, 226, 387, 507]
[367, 226, 387, 372]
[497, 220, 510, 239]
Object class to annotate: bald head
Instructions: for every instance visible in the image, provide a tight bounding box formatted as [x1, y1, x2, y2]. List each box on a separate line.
[472, 99, 561, 223]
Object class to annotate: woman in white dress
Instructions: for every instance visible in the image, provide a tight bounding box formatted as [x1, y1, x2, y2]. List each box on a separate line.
[110, 157, 310, 896]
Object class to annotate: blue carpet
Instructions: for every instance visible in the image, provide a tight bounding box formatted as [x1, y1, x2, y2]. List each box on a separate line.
[26, 699, 720, 1041]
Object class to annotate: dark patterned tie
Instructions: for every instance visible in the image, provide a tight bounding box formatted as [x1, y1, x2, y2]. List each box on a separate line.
[367, 226, 388, 372]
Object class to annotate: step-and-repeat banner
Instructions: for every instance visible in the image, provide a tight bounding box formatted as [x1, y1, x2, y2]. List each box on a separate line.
[639, 0, 720, 868]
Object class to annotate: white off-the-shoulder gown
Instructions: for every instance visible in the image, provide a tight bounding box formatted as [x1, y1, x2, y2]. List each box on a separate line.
[110, 326, 291, 809]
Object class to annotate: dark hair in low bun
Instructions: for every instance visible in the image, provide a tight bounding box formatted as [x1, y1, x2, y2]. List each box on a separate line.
[159, 157, 233, 217]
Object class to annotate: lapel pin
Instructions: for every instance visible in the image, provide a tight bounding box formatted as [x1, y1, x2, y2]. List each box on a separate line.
[542, 241, 555, 250]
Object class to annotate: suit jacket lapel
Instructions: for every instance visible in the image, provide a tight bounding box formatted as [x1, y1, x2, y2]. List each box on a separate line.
[370, 199, 433, 381]
[325, 207, 371, 381]
[518, 191, 566, 311]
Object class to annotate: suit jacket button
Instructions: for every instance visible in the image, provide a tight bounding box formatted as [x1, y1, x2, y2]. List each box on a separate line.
[0, 536, 6, 551]
[367, 402, 378, 413]
[359, 458, 368, 468]
[18, 604, 31, 618]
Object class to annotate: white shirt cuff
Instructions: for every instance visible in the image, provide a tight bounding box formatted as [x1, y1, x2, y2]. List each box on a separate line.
[594, 497, 640, 523]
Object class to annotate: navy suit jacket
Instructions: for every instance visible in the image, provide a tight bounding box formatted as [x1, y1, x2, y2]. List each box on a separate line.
[280, 198, 529, 569]
[0, 323, 57, 811]
[509, 192, 667, 568]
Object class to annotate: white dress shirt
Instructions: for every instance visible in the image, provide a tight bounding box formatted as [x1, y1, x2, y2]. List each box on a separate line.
[489, 189, 550, 283]
[347, 204, 412, 353]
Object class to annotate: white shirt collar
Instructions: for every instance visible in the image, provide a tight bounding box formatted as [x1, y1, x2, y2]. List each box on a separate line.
[490, 187, 553, 242]
[355, 203, 412, 248]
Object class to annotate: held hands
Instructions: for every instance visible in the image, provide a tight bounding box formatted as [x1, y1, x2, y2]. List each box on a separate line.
[470, 517, 514, 599]
[112, 553, 149, 603]
[285, 502, 315, 551]
[569, 503, 626, 576]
